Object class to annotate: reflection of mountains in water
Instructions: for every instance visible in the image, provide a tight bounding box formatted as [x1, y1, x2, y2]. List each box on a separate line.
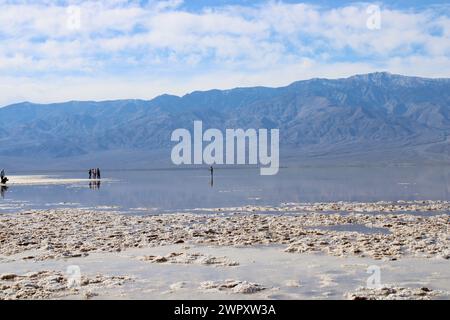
[0, 72, 449, 166]
[0, 166, 449, 213]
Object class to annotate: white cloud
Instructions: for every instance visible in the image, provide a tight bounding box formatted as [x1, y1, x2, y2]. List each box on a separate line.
[0, 1, 448, 106]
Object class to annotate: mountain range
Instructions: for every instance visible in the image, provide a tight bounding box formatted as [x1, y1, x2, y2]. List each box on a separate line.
[1, 72, 450, 169]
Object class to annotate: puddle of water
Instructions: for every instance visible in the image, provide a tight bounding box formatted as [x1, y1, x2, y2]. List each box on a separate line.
[307, 224, 391, 235]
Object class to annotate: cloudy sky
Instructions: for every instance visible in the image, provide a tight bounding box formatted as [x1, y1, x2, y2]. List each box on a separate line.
[0, 0, 449, 106]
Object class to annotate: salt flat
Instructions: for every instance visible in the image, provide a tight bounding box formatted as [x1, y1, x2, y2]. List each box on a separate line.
[0, 205, 448, 300]
[1, 244, 449, 300]
[3, 175, 113, 186]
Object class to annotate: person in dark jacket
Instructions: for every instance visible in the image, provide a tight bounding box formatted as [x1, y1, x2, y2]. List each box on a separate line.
[1, 169, 8, 185]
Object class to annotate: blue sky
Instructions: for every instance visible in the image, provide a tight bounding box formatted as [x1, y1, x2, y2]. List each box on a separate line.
[0, 0, 449, 106]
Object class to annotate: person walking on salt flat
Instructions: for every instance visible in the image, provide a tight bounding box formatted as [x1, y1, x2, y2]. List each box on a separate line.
[0, 169, 8, 185]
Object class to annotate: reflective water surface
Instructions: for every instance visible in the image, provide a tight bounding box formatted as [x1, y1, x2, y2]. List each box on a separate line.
[1, 166, 449, 214]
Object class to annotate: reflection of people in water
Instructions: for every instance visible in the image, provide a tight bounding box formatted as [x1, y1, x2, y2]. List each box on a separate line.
[89, 180, 101, 190]
[209, 166, 214, 187]
[0, 185, 8, 198]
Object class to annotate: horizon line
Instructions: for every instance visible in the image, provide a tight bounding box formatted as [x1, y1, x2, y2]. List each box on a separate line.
[3, 71, 450, 108]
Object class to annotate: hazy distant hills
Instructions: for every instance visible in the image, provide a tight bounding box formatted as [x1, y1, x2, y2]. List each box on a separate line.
[1, 72, 450, 169]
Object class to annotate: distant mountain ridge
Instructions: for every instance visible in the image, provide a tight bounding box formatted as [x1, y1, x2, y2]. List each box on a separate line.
[1, 72, 450, 166]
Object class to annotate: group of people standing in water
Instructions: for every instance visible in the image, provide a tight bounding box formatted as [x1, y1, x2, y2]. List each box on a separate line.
[88, 168, 101, 180]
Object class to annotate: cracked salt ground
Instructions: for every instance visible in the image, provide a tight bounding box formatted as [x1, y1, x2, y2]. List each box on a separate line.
[137, 252, 239, 267]
[1, 209, 447, 261]
[0, 270, 133, 300]
[0, 201, 448, 299]
[0, 244, 448, 299]
[195, 200, 450, 215]
[345, 286, 446, 300]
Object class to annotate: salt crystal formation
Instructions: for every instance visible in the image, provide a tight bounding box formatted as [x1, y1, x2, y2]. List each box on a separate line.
[0, 202, 448, 300]
[0, 270, 132, 300]
[138, 252, 239, 266]
[345, 286, 448, 300]
[0, 206, 447, 262]
[200, 279, 266, 294]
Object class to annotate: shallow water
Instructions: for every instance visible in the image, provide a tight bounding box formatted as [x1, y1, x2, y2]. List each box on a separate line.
[306, 224, 392, 235]
[1, 166, 449, 214]
[1, 244, 449, 300]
